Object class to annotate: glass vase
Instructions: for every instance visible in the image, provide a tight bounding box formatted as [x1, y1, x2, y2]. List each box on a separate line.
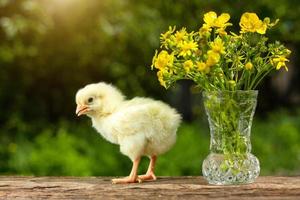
[202, 90, 260, 185]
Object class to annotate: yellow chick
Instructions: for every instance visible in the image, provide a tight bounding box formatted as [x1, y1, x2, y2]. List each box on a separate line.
[75, 82, 181, 184]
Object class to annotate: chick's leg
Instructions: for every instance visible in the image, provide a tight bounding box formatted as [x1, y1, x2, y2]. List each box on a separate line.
[138, 155, 157, 181]
[112, 157, 141, 184]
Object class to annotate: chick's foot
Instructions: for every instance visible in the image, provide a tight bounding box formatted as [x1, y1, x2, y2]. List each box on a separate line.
[138, 172, 157, 181]
[112, 157, 141, 184]
[111, 176, 139, 184]
[138, 155, 157, 181]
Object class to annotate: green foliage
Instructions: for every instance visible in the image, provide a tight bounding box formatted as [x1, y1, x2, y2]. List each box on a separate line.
[6, 121, 129, 176]
[2, 109, 300, 176]
[252, 110, 300, 175]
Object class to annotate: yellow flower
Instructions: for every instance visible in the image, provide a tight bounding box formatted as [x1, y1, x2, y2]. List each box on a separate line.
[160, 26, 175, 41]
[203, 11, 231, 29]
[178, 40, 198, 57]
[206, 50, 220, 67]
[196, 61, 208, 72]
[214, 13, 231, 28]
[210, 37, 225, 54]
[202, 11, 232, 36]
[160, 26, 176, 48]
[172, 28, 188, 44]
[239, 12, 267, 34]
[216, 27, 227, 36]
[157, 71, 167, 88]
[272, 56, 289, 71]
[152, 50, 174, 70]
[183, 60, 194, 72]
[199, 25, 211, 37]
[203, 11, 217, 27]
[245, 62, 253, 70]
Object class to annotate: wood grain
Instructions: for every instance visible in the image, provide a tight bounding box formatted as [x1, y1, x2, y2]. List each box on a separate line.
[0, 176, 299, 199]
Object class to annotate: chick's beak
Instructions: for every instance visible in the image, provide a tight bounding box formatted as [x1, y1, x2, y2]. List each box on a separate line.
[76, 104, 89, 116]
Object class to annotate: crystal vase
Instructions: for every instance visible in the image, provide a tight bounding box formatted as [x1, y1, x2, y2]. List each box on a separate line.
[202, 90, 260, 185]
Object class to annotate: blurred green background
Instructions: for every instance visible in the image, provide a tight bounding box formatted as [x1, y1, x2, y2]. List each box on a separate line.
[0, 0, 299, 176]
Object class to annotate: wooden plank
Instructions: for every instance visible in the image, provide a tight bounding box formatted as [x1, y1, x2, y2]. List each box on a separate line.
[0, 176, 299, 200]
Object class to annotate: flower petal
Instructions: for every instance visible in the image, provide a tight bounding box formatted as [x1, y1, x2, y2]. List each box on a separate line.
[217, 13, 230, 24]
[204, 11, 217, 26]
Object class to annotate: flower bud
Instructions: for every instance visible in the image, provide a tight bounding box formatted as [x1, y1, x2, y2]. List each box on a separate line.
[245, 62, 253, 70]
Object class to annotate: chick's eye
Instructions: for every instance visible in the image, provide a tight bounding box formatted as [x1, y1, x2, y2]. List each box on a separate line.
[88, 97, 94, 103]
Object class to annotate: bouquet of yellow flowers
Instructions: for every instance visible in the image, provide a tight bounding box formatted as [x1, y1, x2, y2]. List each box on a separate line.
[151, 11, 292, 185]
[151, 11, 291, 91]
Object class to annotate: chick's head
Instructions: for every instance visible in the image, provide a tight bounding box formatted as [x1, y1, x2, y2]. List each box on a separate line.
[75, 82, 124, 118]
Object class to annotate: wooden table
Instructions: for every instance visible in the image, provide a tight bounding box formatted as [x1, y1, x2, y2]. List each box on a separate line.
[0, 176, 299, 199]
